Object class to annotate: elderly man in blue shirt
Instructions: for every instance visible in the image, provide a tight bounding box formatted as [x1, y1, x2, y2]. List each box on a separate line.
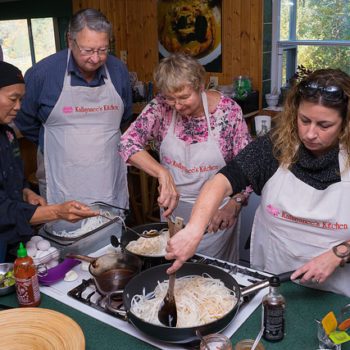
[15, 8, 132, 208]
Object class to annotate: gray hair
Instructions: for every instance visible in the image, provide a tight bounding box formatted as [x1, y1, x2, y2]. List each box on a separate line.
[154, 53, 206, 93]
[68, 8, 112, 40]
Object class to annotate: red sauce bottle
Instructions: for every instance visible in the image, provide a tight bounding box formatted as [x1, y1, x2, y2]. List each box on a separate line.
[14, 242, 41, 307]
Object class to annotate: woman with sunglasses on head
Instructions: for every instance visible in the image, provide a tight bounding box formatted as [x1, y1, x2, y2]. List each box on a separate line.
[119, 53, 251, 263]
[165, 68, 350, 297]
[0, 61, 98, 262]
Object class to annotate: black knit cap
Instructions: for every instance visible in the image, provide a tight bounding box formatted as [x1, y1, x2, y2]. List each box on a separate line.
[0, 61, 24, 88]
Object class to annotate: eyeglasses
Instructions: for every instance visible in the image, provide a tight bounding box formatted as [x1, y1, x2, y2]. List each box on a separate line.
[299, 81, 345, 102]
[163, 93, 193, 106]
[73, 39, 109, 56]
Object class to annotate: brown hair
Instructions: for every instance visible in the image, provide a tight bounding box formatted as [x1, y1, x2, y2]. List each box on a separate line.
[271, 68, 350, 167]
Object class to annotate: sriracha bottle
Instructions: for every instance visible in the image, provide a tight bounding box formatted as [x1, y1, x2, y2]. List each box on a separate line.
[14, 242, 41, 307]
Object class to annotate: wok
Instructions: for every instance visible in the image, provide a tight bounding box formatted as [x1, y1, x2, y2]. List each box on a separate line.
[120, 222, 169, 268]
[109, 262, 291, 344]
[67, 252, 142, 295]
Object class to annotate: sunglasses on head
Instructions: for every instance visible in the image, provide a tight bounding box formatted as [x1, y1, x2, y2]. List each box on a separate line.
[299, 81, 345, 102]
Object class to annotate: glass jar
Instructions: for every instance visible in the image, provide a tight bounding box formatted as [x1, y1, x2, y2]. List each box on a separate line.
[235, 339, 265, 350]
[233, 76, 252, 100]
[200, 333, 233, 350]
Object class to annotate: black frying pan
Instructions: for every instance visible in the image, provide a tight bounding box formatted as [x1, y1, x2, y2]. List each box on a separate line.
[114, 262, 291, 344]
[120, 222, 169, 268]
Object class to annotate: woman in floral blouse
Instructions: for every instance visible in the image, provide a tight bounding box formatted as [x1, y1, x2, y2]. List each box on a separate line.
[119, 53, 251, 262]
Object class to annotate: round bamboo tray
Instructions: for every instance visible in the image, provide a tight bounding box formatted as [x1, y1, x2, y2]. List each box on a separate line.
[0, 307, 85, 349]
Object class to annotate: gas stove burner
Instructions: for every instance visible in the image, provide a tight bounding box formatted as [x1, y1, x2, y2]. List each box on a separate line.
[67, 278, 126, 319]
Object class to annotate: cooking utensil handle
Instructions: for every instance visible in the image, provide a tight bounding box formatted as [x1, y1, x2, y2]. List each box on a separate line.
[277, 270, 293, 282]
[65, 253, 96, 263]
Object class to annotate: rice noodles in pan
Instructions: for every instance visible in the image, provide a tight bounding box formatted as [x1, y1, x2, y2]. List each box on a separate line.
[126, 229, 169, 256]
[130, 274, 237, 327]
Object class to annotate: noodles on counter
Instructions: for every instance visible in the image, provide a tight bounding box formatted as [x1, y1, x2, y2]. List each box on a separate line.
[126, 230, 169, 256]
[130, 275, 236, 327]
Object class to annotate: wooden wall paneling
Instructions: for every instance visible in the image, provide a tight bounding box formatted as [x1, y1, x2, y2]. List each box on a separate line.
[70, 0, 263, 99]
[239, 1, 252, 80]
[125, 0, 158, 82]
[249, 0, 263, 108]
[222, 0, 242, 85]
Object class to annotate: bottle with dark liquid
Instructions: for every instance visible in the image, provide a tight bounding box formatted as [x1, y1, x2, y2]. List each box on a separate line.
[14, 242, 41, 307]
[262, 276, 285, 342]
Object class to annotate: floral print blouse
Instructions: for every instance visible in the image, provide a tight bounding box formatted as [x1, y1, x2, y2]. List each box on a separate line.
[119, 93, 252, 164]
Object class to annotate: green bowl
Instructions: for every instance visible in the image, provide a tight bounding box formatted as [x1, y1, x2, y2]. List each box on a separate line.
[0, 263, 15, 296]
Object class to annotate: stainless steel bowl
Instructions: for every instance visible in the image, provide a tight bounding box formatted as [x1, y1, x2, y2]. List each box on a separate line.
[0, 263, 15, 296]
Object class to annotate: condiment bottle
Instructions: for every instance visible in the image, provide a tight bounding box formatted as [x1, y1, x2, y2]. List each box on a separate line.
[14, 242, 41, 307]
[262, 276, 285, 342]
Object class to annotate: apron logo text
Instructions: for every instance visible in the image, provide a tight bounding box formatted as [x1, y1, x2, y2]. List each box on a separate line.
[266, 204, 348, 230]
[63, 105, 119, 114]
[164, 156, 219, 174]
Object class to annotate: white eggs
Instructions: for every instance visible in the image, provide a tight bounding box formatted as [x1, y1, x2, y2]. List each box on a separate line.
[36, 239, 51, 251]
[47, 259, 59, 269]
[30, 235, 44, 243]
[26, 246, 37, 257]
[64, 270, 78, 282]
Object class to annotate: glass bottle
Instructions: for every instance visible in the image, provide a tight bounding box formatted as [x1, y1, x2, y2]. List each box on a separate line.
[14, 242, 41, 307]
[262, 276, 285, 342]
[258, 120, 268, 136]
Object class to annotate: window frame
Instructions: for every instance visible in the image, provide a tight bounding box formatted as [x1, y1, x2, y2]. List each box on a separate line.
[271, 0, 350, 92]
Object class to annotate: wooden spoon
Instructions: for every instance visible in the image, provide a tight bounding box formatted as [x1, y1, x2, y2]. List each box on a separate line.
[157, 216, 183, 327]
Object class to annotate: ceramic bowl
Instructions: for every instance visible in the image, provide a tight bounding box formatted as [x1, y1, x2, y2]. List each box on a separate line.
[265, 93, 279, 107]
[0, 263, 15, 296]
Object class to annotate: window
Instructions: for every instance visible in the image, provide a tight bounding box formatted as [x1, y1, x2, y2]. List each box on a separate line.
[271, 0, 350, 91]
[0, 18, 57, 74]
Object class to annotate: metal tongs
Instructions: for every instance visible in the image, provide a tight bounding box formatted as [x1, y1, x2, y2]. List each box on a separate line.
[98, 212, 169, 239]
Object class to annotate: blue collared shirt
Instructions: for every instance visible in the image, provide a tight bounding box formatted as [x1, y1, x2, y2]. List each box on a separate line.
[15, 49, 133, 151]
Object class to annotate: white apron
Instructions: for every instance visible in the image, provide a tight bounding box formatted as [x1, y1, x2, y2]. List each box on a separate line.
[42, 51, 128, 207]
[160, 92, 240, 262]
[251, 150, 350, 296]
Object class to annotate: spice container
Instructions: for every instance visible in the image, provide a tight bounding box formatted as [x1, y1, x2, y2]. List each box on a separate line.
[14, 242, 41, 307]
[235, 339, 265, 350]
[200, 333, 233, 350]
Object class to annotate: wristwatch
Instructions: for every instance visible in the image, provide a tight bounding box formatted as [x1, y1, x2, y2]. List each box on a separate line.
[332, 242, 350, 267]
[231, 196, 244, 205]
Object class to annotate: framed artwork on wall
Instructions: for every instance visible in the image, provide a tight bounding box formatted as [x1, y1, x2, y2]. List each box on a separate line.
[157, 0, 222, 72]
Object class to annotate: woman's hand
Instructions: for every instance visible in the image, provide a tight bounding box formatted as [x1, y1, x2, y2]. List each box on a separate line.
[291, 249, 342, 284]
[165, 223, 203, 274]
[208, 199, 240, 232]
[55, 201, 99, 222]
[157, 168, 179, 217]
[23, 188, 47, 206]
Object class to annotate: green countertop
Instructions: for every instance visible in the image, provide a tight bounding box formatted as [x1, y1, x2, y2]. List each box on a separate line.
[1, 282, 349, 349]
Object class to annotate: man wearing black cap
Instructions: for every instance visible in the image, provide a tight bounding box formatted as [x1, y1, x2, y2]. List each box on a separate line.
[0, 61, 99, 262]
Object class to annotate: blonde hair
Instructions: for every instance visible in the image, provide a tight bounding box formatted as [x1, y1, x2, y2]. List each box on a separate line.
[271, 68, 350, 167]
[153, 53, 205, 93]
